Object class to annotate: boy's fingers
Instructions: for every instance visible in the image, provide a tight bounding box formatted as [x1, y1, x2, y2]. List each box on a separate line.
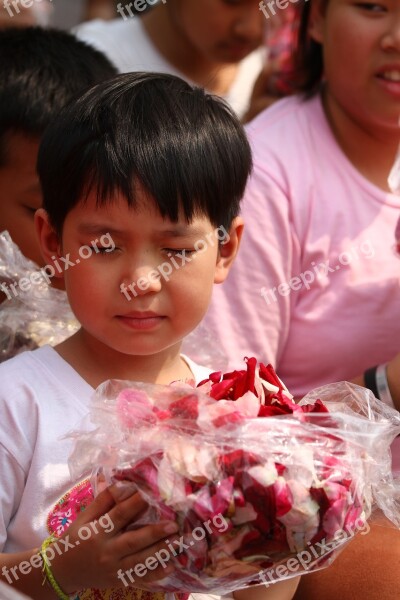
[116, 523, 179, 557]
[119, 534, 181, 583]
[107, 492, 151, 533]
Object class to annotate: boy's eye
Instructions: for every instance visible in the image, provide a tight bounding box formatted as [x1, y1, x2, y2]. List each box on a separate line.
[164, 248, 196, 256]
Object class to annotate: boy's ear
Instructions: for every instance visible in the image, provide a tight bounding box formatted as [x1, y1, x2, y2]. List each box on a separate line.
[308, 0, 326, 44]
[34, 208, 64, 280]
[214, 217, 244, 284]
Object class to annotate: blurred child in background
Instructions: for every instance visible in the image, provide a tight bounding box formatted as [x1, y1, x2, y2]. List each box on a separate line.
[74, 0, 265, 118]
[0, 27, 116, 360]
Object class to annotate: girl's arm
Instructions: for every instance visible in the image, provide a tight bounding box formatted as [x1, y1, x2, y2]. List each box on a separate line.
[1, 486, 179, 599]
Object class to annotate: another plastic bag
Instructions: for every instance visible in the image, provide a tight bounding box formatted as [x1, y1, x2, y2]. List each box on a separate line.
[0, 231, 79, 361]
[69, 376, 400, 593]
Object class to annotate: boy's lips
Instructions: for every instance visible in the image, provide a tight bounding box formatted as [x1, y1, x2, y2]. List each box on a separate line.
[116, 311, 166, 331]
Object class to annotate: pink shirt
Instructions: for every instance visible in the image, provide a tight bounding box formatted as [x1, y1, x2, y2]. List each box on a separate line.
[204, 94, 400, 399]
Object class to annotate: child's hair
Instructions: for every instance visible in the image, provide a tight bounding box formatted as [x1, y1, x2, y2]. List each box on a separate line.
[38, 72, 253, 234]
[0, 26, 117, 165]
[293, 0, 326, 96]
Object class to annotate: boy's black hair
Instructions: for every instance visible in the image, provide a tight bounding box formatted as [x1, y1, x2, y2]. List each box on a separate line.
[0, 27, 117, 165]
[293, 0, 326, 96]
[38, 72, 253, 233]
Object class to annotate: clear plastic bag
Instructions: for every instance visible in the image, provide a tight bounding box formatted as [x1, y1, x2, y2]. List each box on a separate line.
[69, 378, 400, 593]
[0, 231, 79, 361]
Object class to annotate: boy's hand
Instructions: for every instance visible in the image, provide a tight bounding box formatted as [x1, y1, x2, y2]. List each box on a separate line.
[50, 485, 179, 594]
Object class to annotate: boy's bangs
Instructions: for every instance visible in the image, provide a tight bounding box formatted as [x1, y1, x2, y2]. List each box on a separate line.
[38, 73, 252, 233]
[80, 120, 239, 227]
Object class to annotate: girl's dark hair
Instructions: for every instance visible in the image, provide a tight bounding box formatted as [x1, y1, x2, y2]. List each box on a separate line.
[38, 72, 252, 233]
[293, 0, 325, 96]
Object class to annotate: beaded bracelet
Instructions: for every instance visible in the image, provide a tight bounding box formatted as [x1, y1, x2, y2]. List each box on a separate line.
[40, 535, 70, 600]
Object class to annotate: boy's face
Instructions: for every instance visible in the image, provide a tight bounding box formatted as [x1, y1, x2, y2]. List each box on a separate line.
[36, 191, 242, 359]
[0, 132, 44, 266]
[168, 0, 265, 64]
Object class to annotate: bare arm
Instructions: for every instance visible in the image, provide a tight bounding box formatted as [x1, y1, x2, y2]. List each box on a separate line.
[234, 577, 300, 600]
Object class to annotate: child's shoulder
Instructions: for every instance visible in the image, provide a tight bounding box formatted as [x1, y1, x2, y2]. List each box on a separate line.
[74, 17, 145, 62]
[0, 345, 91, 406]
[74, 16, 135, 39]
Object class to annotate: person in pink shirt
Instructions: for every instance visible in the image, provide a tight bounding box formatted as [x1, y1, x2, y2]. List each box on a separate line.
[204, 0, 400, 401]
[204, 0, 400, 597]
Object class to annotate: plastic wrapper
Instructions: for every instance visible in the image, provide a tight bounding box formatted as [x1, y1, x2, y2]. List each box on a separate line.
[0, 231, 79, 361]
[181, 322, 228, 371]
[69, 360, 400, 594]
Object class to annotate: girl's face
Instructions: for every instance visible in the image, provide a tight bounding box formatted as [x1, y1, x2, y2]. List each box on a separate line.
[167, 0, 265, 63]
[310, 0, 400, 134]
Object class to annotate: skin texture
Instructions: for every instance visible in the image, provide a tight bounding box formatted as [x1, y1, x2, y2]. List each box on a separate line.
[35, 191, 243, 387]
[294, 516, 400, 600]
[142, 0, 265, 94]
[85, 0, 116, 20]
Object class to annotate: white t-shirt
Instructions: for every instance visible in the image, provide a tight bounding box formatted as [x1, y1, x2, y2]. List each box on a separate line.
[0, 345, 213, 599]
[73, 17, 264, 118]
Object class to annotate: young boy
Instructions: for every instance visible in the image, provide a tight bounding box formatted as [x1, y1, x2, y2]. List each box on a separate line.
[0, 72, 300, 599]
[0, 27, 117, 360]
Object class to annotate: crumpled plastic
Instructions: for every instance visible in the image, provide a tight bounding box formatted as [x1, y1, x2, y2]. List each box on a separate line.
[68, 377, 400, 593]
[0, 231, 79, 362]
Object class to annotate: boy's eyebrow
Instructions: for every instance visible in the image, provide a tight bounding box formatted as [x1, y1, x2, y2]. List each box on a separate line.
[77, 224, 126, 237]
[159, 226, 207, 238]
[77, 224, 208, 238]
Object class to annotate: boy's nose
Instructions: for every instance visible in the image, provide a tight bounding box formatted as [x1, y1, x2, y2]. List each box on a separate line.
[120, 261, 163, 298]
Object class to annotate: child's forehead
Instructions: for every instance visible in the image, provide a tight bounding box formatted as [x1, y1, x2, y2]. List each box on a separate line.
[68, 192, 213, 236]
